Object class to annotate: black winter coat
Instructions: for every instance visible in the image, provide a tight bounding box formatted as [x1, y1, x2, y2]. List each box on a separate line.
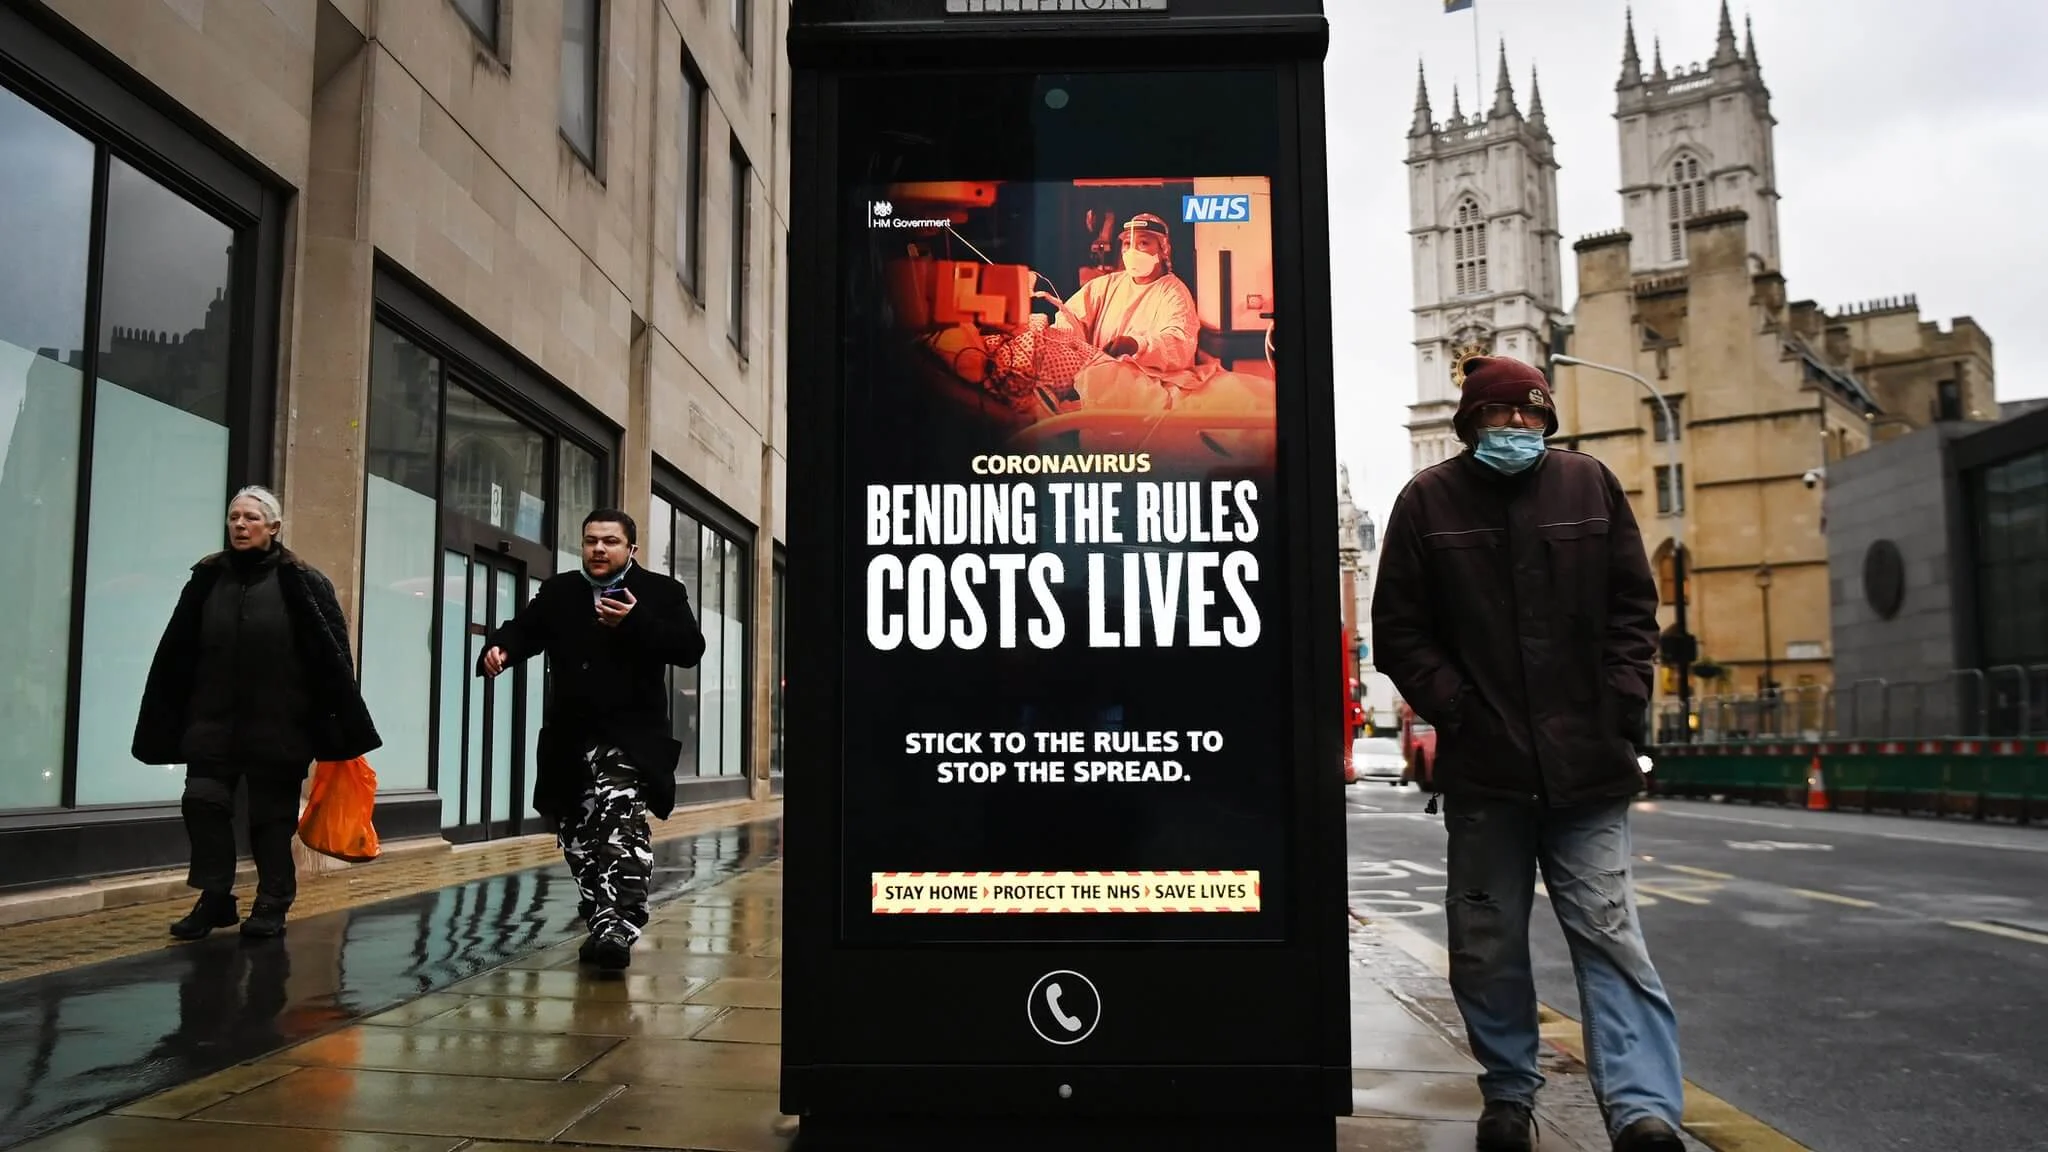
[1371, 449, 1660, 808]
[133, 546, 382, 771]
[479, 563, 706, 821]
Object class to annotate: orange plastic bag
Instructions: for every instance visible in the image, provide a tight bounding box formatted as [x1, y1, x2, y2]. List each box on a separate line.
[297, 756, 382, 863]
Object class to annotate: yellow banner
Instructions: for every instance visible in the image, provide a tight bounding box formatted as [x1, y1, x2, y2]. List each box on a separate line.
[870, 870, 1260, 914]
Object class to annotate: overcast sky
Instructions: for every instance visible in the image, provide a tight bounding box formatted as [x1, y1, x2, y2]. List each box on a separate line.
[1328, 0, 2048, 534]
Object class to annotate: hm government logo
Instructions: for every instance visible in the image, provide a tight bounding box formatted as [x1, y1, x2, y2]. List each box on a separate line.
[866, 199, 950, 230]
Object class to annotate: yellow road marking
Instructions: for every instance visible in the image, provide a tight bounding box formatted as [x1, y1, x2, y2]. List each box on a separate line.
[1663, 864, 1735, 881]
[1374, 919, 1811, 1151]
[1950, 920, 2048, 946]
[1635, 882, 1712, 905]
[1789, 888, 1879, 909]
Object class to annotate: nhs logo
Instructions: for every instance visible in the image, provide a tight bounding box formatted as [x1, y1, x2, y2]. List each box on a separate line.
[1181, 193, 1251, 223]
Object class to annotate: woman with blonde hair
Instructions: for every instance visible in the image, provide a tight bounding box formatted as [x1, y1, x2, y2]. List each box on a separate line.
[133, 486, 381, 939]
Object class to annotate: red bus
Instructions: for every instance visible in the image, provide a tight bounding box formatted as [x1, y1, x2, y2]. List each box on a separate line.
[1398, 702, 1437, 789]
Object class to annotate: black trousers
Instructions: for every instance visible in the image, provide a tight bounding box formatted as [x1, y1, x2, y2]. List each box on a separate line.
[182, 761, 307, 906]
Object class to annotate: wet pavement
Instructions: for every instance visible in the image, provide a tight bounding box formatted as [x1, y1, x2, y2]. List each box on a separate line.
[1, 791, 1728, 1151]
[0, 818, 781, 1149]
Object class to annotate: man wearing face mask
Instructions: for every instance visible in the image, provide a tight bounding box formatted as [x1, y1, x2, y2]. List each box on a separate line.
[1372, 355, 1685, 1152]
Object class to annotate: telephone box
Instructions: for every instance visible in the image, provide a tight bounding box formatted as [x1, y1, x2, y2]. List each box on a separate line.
[782, 2, 1348, 1146]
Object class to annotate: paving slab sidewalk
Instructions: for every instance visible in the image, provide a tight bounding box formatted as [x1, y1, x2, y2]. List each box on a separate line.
[19, 850, 1714, 1152]
[1350, 914, 1714, 1152]
[0, 797, 782, 984]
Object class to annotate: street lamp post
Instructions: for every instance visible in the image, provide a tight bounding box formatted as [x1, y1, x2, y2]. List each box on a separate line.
[1755, 563, 1776, 711]
[1551, 353, 1692, 742]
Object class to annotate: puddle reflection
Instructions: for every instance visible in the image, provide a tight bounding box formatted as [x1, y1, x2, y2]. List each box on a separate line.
[0, 819, 781, 1148]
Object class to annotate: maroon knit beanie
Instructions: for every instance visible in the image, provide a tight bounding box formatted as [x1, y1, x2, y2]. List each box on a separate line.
[1455, 355, 1558, 439]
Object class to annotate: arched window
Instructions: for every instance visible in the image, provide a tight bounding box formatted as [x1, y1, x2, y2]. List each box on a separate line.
[1652, 538, 1691, 607]
[1452, 197, 1488, 295]
[1666, 153, 1707, 262]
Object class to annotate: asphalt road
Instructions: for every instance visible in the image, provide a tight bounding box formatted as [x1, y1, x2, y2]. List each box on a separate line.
[1343, 784, 2048, 1152]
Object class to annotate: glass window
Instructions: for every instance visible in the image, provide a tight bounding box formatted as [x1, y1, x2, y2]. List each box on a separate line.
[1667, 153, 1707, 263]
[654, 498, 750, 780]
[1977, 448, 2048, 667]
[721, 534, 745, 776]
[1451, 197, 1487, 296]
[728, 136, 751, 353]
[358, 323, 442, 792]
[438, 550, 470, 828]
[0, 85, 93, 811]
[678, 54, 707, 296]
[452, 0, 498, 50]
[1652, 398, 1683, 442]
[557, 440, 599, 574]
[1654, 464, 1685, 516]
[559, 0, 601, 166]
[672, 509, 703, 775]
[364, 324, 440, 496]
[697, 522, 723, 776]
[731, 0, 750, 55]
[443, 382, 548, 544]
[647, 494, 675, 576]
[771, 560, 784, 777]
[75, 158, 237, 803]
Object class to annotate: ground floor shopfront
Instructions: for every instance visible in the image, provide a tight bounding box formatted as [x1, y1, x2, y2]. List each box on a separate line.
[0, 5, 786, 891]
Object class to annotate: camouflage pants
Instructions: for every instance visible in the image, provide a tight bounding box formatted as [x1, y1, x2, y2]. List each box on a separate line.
[558, 744, 653, 941]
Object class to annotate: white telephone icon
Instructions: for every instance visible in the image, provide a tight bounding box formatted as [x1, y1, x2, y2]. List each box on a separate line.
[1045, 982, 1084, 1033]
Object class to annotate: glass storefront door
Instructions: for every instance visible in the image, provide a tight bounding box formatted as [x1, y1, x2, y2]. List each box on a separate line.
[434, 377, 557, 842]
[438, 545, 544, 841]
[363, 311, 612, 845]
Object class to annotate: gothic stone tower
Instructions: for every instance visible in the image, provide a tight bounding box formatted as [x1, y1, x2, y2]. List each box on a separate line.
[1405, 46, 1567, 474]
[1616, 2, 1780, 276]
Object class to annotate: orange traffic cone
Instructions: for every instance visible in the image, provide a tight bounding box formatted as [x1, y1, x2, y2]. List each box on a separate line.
[1805, 756, 1830, 811]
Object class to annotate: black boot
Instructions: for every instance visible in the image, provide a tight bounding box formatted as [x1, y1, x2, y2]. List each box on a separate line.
[1477, 1099, 1536, 1152]
[170, 891, 239, 940]
[589, 926, 633, 971]
[1613, 1117, 1685, 1151]
[239, 899, 289, 939]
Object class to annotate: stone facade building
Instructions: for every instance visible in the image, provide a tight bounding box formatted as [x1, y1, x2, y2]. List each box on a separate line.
[1402, 49, 1567, 475]
[0, 0, 790, 889]
[1404, 3, 1998, 716]
[1336, 465, 1395, 731]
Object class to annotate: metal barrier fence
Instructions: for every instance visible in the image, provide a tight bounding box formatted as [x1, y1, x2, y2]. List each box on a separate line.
[1654, 664, 2048, 744]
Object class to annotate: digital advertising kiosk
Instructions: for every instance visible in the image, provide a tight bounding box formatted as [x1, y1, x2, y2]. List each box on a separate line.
[781, 2, 1349, 1146]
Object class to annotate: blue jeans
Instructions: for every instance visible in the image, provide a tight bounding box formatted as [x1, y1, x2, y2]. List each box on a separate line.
[1442, 794, 1684, 1137]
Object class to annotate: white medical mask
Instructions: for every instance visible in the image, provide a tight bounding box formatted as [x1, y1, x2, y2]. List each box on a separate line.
[1122, 248, 1160, 278]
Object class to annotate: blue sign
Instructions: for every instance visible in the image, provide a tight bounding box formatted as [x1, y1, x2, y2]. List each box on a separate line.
[1181, 193, 1251, 223]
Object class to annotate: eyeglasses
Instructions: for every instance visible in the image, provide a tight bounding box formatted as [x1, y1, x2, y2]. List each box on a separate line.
[1475, 403, 1548, 429]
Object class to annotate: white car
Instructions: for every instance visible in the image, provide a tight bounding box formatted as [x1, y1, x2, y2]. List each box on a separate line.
[1351, 736, 1407, 785]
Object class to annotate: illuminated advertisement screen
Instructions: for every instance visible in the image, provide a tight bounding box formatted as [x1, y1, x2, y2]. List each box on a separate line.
[839, 86, 1293, 944]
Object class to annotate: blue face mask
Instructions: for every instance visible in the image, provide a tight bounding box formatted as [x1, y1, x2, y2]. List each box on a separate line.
[1474, 428, 1547, 475]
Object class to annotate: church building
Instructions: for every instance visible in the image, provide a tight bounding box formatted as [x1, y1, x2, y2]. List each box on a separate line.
[1404, 4, 1997, 719]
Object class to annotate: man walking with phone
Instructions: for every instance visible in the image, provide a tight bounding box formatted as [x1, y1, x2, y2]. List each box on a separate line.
[1373, 356, 1685, 1152]
[481, 509, 705, 969]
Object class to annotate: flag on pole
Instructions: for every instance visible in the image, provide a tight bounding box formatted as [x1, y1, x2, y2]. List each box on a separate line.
[1445, 0, 1473, 12]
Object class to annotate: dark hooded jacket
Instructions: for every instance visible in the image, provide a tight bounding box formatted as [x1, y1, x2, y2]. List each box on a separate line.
[133, 544, 382, 772]
[1371, 448, 1660, 807]
[478, 562, 705, 821]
